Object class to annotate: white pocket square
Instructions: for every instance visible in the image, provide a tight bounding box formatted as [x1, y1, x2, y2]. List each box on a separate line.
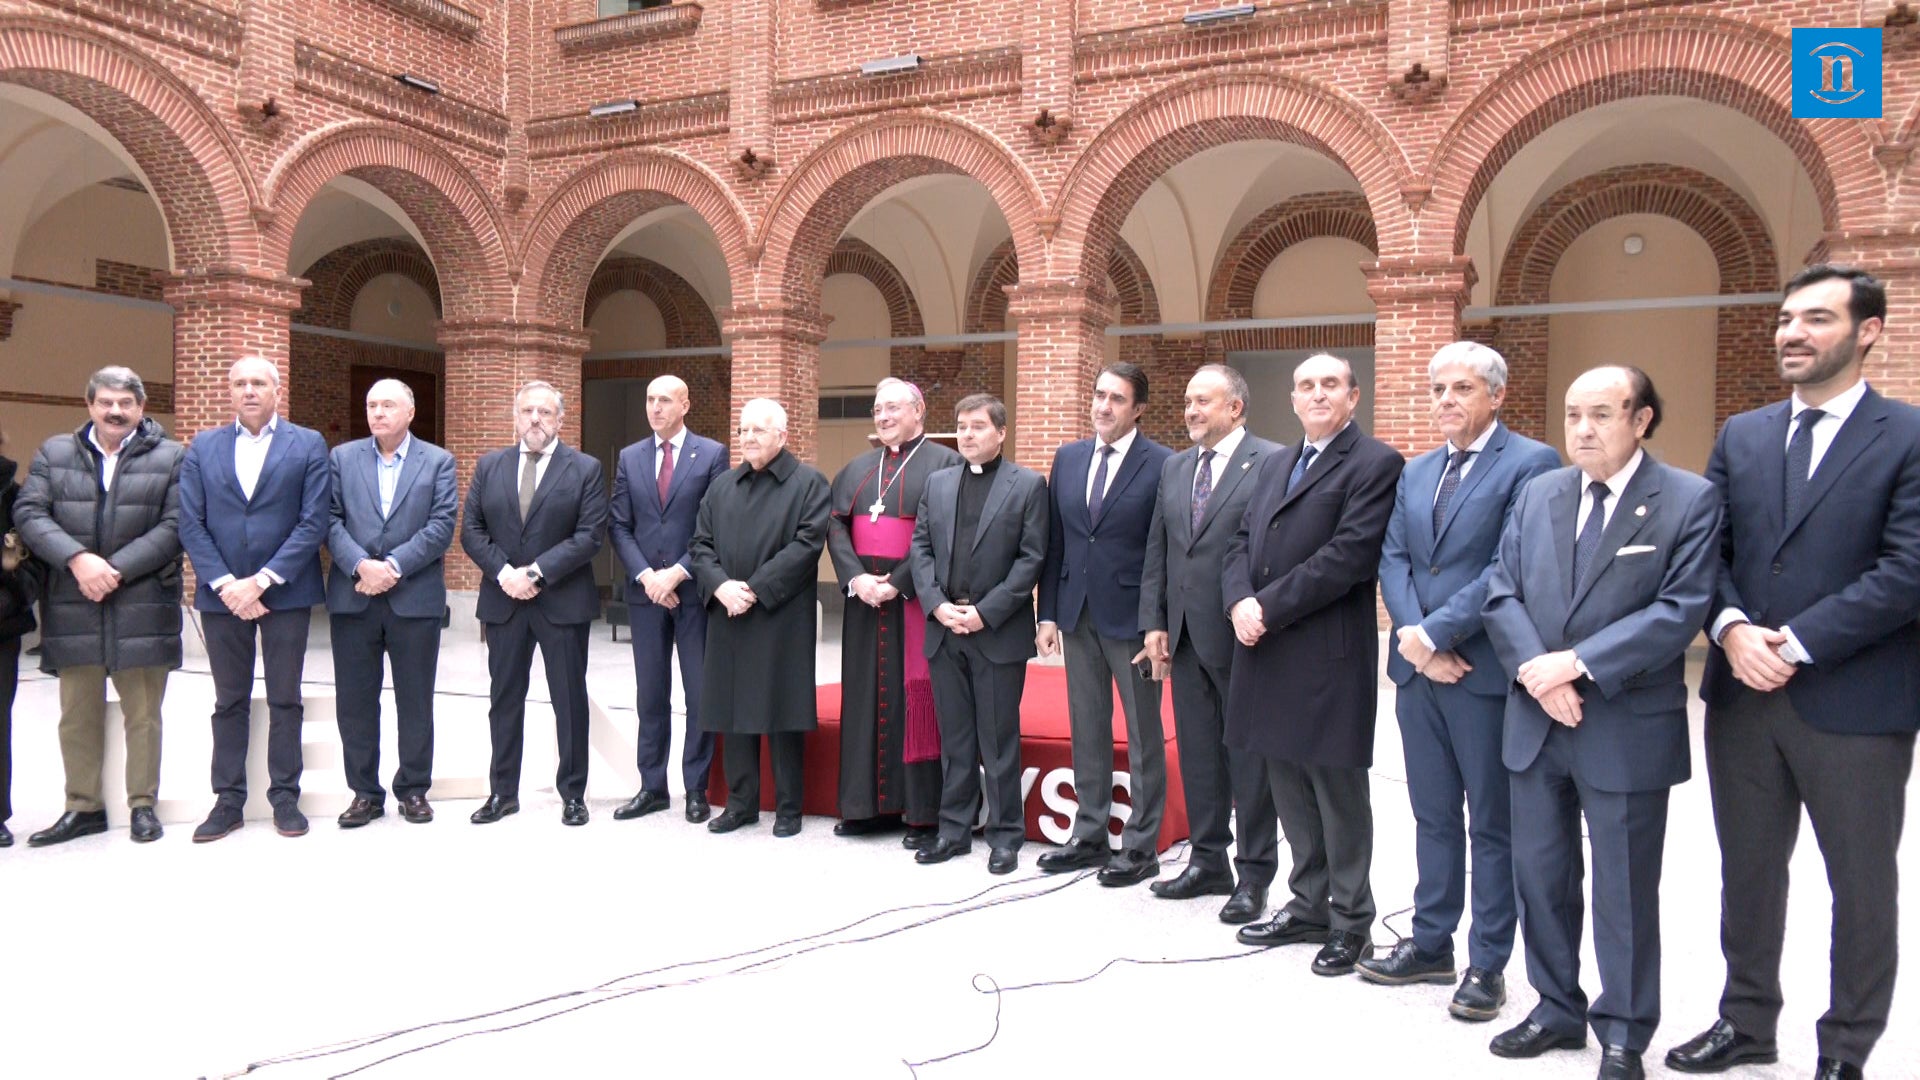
[1616, 545, 1658, 556]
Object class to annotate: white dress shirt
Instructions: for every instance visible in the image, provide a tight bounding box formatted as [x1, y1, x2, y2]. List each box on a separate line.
[499, 440, 558, 586]
[1577, 447, 1644, 537]
[207, 418, 286, 591]
[1430, 422, 1498, 508]
[88, 426, 123, 493]
[1196, 425, 1248, 496]
[1085, 426, 1139, 507]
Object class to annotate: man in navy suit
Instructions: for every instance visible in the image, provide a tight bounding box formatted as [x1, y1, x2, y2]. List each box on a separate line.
[1035, 362, 1172, 886]
[177, 355, 332, 843]
[608, 375, 727, 825]
[1363, 342, 1558, 1020]
[325, 378, 457, 829]
[461, 380, 607, 828]
[1668, 266, 1920, 1080]
[1482, 366, 1720, 1080]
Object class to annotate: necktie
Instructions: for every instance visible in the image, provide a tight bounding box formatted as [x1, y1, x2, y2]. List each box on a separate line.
[519, 449, 539, 519]
[1088, 444, 1115, 525]
[1191, 448, 1215, 531]
[1572, 479, 1610, 590]
[1784, 408, 1825, 523]
[1432, 448, 1472, 536]
[1285, 443, 1319, 497]
[657, 440, 675, 505]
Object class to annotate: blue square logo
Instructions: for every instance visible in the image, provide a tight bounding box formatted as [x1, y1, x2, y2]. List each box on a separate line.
[1793, 28, 1882, 118]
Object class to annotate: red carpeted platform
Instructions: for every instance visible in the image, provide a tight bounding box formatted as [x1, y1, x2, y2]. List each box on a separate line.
[707, 665, 1189, 851]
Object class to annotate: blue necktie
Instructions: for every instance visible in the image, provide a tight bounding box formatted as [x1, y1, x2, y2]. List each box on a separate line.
[1572, 480, 1609, 591]
[1088, 444, 1115, 525]
[1285, 444, 1319, 497]
[1432, 448, 1471, 536]
[1191, 448, 1215, 531]
[1784, 408, 1824, 523]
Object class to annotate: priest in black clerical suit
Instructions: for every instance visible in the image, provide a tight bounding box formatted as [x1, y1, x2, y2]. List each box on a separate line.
[827, 377, 962, 847]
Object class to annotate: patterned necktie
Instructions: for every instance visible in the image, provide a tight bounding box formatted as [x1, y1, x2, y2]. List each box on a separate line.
[1191, 448, 1215, 531]
[657, 440, 675, 505]
[1432, 448, 1472, 536]
[1784, 408, 1825, 523]
[518, 450, 539, 519]
[1285, 443, 1319, 498]
[1088, 444, 1116, 525]
[1572, 479, 1610, 590]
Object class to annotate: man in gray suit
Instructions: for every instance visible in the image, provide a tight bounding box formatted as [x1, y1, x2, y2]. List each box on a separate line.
[909, 394, 1049, 875]
[1137, 364, 1277, 921]
[325, 378, 458, 827]
[1481, 366, 1720, 1080]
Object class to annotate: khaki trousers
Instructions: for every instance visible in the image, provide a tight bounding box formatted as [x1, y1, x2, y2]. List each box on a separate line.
[58, 665, 167, 811]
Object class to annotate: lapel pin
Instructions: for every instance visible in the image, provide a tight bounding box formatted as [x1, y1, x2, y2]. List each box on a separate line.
[1635, 505, 1646, 517]
[1241, 461, 1251, 470]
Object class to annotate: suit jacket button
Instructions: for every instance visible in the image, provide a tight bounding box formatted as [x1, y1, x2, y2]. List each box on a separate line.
[1771, 563, 1783, 575]
[1261, 567, 1270, 576]
[1430, 566, 1440, 575]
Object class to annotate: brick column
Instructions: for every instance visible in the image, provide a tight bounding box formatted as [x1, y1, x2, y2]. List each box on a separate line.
[1808, 233, 1920, 406]
[1005, 281, 1109, 474]
[1365, 255, 1476, 455]
[436, 320, 592, 590]
[164, 267, 308, 440]
[720, 302, 828, 463]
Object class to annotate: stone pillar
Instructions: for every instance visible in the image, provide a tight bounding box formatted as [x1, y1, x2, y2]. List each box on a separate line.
[1005, 281, 1109, 473]
[1364, 255, 1476, 455]
[164, 267, 308, 441]
[720, 302, 829, 463]
[436, 320, 592, 590]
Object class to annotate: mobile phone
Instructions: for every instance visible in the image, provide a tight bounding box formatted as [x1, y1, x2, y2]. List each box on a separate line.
[1133, 656, 1156, 681]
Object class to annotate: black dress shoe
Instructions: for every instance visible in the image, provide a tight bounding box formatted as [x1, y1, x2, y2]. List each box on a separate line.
[1097, 848, 1160, 887]
[987, 847, 1018, 875]
[1450, 967, 1507, 1022]
[192, 804, 243, 843]
[0, 822, 11, 847]
[1218, 884, 1268, 925]
[399, 795, 433, 823]
[337, 796, 384, 829]
[613, 790, 670, 821]
[1150, 864, 1234, 900]
[900, 825, 936, 850]
[561, 799, 589, 826]
[772, 813, 802, 838]
[1236, 910, 1330, 947]
[684, 792, 711, 824]
[1490, 1018, 1587, 1059]
[1356, 939, 1455, 986]
[915, 836, 973, 864]
[1312, 930, 1369, 976]
[129, 807, 163, 843]
[1599, 1046, 1645, 1080]
[1665, 1020, 1778, 1073]
[1036, 838, 1109, 873]
[707, 808, 759, 834]
[833, 815, 901, 837]
[1814, 1057, 1865, 1080]
[29, 809, 110, 847]
[469, 795, 520, 825]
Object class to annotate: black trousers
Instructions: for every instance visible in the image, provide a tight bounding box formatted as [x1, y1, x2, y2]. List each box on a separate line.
[1169, 638, 1271, 883]
[1237, 756, 1376, 935]
[0, 636, 17, 824]
[722, 732, 805, 817]
[485, 607, 591, 801]
[928, 634, 1027, 849]
[330, 598, 440, 802]
[205, 608, 311, 809]
[1707, 683, 1915, 1067]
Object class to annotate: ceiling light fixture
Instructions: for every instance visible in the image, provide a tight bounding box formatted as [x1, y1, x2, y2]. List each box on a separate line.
[392, 73, 440, 94]
[859, 55, 922, 76]
[1183, 5, 1257, 26]
[589, 99, 640, 117]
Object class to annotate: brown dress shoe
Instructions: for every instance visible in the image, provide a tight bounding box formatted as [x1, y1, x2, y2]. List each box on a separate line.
[337, 797, 384, 829]
[399, 795, 433, 823]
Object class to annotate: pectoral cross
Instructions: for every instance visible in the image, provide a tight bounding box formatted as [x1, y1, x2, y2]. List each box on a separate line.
[869, 498, 886, 523]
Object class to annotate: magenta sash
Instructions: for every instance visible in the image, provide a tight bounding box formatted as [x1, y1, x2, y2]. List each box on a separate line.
[851, 513, 939, 763]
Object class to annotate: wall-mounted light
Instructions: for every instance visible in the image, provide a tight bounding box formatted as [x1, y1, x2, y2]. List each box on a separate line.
[1623, 234, 1645, 256]
[1183, 5, 1256, 26]
[392, 73, 440, 94]
[860, 55, 922, 76]
[589, 99, 640, 117]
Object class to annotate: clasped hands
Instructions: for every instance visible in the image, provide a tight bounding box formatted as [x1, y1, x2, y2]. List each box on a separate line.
[215, 574, 268, 621]
[1516, 649, 1584, 728]
[68, 551, 122, 603]
[354, 558, 400, 596]
[935, 601, 985, 634]
[714, 579, 757, 617]
[499, 566, 541, 601]
[850, 572, 899, 608]
[1395, 627, 1473, 684]
[1721, 621, 1799, 692]
[640, 565, 689, 609]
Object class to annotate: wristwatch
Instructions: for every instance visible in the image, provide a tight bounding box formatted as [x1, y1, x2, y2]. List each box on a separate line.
[526, 566, 544, 585]
[254, 571, 273, 591]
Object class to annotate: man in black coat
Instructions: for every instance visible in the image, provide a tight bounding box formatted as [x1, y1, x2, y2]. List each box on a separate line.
[14, 366, 183, 847]
[0, 424, 44, 850]
[1225, 353, 1404, 978]
[460, 380, 607, 827]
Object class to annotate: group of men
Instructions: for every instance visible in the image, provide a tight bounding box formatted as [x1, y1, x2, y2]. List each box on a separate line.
[1, 263, 1910, 1080]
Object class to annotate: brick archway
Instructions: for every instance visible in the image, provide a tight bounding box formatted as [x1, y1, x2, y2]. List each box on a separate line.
[1208, 191, 1376, 322]
[756, 113, 1046, 307]
[522, 148, 751, 329]
[825, 237, 925, 341]
[290, 237, 446, 447]
[584, 256, 722, 349]
[1053, 72, 1415, 292]
[261, 121, 510, 322]
[1429, 14, 1860, 258]
[0, 16, 260, 270]
[1490, 164, 1779, 438]
[296, 238, 443, 327]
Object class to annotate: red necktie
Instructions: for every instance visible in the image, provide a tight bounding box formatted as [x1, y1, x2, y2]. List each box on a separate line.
[657, 441, 674, 504]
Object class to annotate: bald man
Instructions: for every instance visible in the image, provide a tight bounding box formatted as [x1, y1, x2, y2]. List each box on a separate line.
[325, 379, 458, 828]
[609, 375, 728, 824]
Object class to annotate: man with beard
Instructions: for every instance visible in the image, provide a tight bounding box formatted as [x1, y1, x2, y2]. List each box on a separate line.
[692, 399, 831, 838]
[827, 378, 961, 848]
[1667, 266, 1920, 1080]
[461, 381, 607, 827]
[15, 366, 184, 846]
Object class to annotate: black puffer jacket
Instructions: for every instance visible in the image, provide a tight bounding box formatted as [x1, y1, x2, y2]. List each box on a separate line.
[14, 418, 185, 672]
[0, 456, 39, 642]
